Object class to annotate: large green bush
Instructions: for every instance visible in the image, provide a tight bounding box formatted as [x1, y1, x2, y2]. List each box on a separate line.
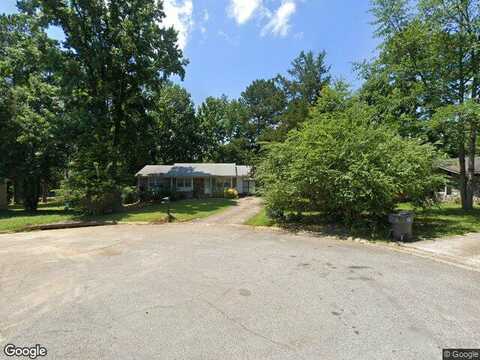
[256, 103, 444, 224]
[60, 162, 123, 215]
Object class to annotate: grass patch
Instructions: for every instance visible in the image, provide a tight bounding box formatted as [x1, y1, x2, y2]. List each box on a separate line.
[0, 201, 78, 232]
[397, 202, 480, 240]
[0, 198, 236, 233]
[244, 208, 274, 226]
[93, 198, 236, 223]
[245, 202, 480, 241]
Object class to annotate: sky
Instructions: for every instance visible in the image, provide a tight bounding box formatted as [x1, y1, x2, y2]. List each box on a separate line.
[1, 0, 380, 105]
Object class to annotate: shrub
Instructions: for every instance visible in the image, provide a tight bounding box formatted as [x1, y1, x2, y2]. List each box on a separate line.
[224, 188, 239, 199]
[139, 188, 171, 202]
[80, 191, 123, 214]
[170, 191, 186, 201]
[60, 161, 124, 215]
[266, 206, 285, 221]
[256, 103, 444, 225]
[122, 186, 138, 204]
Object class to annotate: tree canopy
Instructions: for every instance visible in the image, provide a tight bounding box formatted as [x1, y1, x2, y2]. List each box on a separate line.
[2, 0, 476, 217]
[257, 92, 443, 224]
[360, 0, 480, 209]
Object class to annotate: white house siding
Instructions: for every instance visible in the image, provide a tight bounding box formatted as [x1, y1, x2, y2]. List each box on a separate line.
[236, 177, 243, 194]
[242, 179, 255, 195]
[231, 177, 255, 195]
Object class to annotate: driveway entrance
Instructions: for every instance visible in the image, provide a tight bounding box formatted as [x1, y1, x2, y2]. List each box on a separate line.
[193, 196, 263, 224]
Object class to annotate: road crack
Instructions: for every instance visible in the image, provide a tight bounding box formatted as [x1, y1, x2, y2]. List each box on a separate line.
[203, 299, 296, 352]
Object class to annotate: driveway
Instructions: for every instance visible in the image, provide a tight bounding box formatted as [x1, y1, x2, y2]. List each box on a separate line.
[0, 223, 479, 360]
[194, 196, 263, 225]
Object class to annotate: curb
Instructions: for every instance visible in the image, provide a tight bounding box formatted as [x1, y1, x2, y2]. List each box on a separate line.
[25, 221, 117, 231]
[367, 241, 480, 273]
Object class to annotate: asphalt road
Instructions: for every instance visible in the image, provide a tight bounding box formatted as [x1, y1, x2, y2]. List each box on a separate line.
[0, 223, 479, 360]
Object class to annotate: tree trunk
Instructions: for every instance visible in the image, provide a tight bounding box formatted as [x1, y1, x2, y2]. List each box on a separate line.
[41, 180, 48, 203]
[13, 178, 24, 205]
[464, 123, 477, 210]
[23, 177, 40, 212]
[459, 147, 469, 209]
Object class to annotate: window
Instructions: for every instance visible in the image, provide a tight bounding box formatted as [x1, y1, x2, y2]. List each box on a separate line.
[177, 178, 192, 188]
[149, 175, 161, 189]
[148, 176, 171, 192]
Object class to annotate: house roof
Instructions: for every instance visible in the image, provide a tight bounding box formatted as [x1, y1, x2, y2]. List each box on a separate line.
[438, 157, 480, 175]
[136, 163, 252, 177]
[236, 165, 251, 177]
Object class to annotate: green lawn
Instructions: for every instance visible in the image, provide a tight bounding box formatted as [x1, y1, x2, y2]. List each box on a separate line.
[245, 202, 480, 241]
[0, 198, 236, 233]
[244, 208, 274, 227]
[397, 202, 480, 239]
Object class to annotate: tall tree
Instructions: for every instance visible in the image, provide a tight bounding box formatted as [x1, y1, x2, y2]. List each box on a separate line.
[150, 84, 202, 164]
[0, 14, 65, 211]
[240, 79, 286, 140]
[197, 96, 231, 161]
[275, 50, 331, 138]
[197, 96, 252, 164]
[367, 0, 480, 209]
[19, 0, 187, 211]
[279, 50, 332, 105]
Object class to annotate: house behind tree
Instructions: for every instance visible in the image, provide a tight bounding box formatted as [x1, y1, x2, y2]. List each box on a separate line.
[136, 163, 255, 197]
[438, 157, 480, 200]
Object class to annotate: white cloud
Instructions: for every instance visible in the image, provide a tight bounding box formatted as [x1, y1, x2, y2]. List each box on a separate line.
[200, 9, 209, 35]
[162, 0, 194, 50]
[228, 0, 264, 24]
[261, 0, 296, 37]
[218, 30, 239, 46]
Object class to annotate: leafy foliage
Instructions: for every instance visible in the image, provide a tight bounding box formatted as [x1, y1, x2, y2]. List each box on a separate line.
[150, 84, 202, 164]
[0, 14, 66, 211]
[257, 97, 444, 224]
[363, 0, 480, 209]
[18, 0, 187, 212]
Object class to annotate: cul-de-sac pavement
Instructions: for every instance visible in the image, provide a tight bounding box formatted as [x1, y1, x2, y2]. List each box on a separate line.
[1, 205, 479, 360]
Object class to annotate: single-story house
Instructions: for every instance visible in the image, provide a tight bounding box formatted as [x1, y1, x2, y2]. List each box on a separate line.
[438, 157, 480, 199]
[136, 163, 255, 197]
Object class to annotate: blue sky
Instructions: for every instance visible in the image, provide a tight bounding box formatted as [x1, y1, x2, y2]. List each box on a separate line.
[1, 0, 379, 105]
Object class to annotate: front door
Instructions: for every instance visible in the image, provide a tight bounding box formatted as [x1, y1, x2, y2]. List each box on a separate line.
[193, 178, 205, 198]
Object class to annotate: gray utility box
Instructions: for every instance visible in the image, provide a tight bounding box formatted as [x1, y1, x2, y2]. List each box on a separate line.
[388, 212, 414, 242]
